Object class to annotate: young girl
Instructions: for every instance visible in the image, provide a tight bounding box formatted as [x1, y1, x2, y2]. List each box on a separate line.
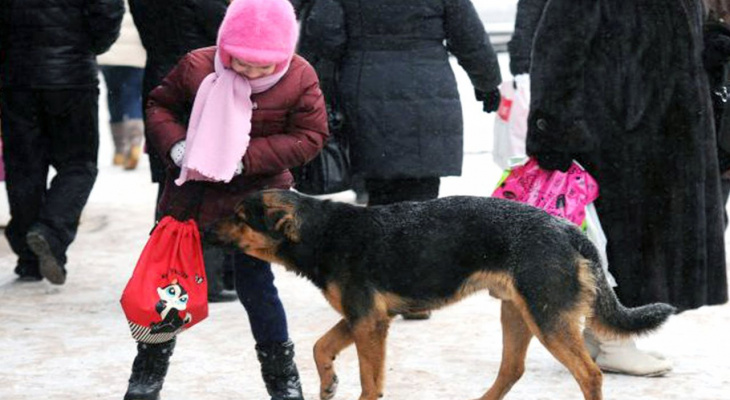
[123, 0, 328, 399]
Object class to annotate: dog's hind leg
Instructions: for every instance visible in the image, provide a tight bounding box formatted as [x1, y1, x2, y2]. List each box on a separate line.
[477, 300, 533, 400]
[314, 319, 354, 400]
[351, 311, 391, 400]
[531, 317, 603, 400]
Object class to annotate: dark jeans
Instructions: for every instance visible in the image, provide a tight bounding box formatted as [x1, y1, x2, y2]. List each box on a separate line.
[0, 88, 99, 266]
[100, 66, 144, 122]
[365, 177, 441, 206]
[202, 245, 289, 344]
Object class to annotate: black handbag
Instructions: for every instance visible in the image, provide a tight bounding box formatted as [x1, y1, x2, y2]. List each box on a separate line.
[292, 107, 351, 195]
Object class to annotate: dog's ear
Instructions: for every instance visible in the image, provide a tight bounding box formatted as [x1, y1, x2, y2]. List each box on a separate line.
[233, 203, 246, 221]
[274, 213, 301, 242]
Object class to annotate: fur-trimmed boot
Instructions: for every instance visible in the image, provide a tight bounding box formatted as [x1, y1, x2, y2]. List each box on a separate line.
[255, 340, 305, 400]
[583, 329, 672, 377]
[124, 338, 176, 400]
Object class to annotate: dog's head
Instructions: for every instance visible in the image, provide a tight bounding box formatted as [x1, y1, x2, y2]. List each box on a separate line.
[214, 189, 302, 261]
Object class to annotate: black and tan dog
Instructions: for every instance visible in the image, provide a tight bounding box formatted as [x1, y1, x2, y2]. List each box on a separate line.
[213, 189, 675, 400]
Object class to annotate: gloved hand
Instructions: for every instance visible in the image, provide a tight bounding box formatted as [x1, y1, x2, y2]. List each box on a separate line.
[533, 151, 573, 172]
[704, 23, 730, 70]
[529, 114, 574, 172]
[170, 140, 186, 167]
[475, 88, 501, 113]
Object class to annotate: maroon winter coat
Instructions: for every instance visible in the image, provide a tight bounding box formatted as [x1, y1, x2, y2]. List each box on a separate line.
[146, 47, 328, 228]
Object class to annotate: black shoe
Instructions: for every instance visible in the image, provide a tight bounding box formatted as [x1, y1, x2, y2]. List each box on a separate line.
[124, 339, 176, 400]
[208, 289, 239, 303]
[26, 230, 66, 285]
[14, 261, 43, 282]
[256, 340, 305, 400]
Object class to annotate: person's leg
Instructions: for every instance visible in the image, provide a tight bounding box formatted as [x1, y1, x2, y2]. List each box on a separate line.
[115, 67, 145, 170]
[124, 338, 177, 400]
[0, 90, 48, 280]
[27, 89, 100, 283]
[234, 252, 304, 400]
[365, 177, 440, 320]
[365, 177, 440, 206]
[201, 243, 238, 303]
[101, 66, 129, 165]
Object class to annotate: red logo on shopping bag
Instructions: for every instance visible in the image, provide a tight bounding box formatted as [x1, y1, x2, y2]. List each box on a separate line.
[497, 96, 513, 121]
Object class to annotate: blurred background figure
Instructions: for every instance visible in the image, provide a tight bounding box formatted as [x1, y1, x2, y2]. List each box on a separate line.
[301, 0, 502, 318]
[0, 0, 124, 283]
[98, 0, 147, 170]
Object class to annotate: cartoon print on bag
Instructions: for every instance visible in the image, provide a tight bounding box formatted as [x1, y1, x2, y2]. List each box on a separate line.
[149, 279, 193, 334]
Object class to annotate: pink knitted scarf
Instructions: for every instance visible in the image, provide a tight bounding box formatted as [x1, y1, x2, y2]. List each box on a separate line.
[175, 51, 289, 186]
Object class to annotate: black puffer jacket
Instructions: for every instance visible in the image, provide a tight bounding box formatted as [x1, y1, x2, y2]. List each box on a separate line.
[0, 0, 124, 88]
[128, 0, 227, 99]
[302, 0, 501, 179]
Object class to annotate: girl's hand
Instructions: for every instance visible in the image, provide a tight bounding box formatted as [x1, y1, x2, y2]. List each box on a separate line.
[170, 140, 186, 167]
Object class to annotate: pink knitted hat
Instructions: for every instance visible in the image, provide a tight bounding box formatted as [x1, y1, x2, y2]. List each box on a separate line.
[217, 0, 299, 71]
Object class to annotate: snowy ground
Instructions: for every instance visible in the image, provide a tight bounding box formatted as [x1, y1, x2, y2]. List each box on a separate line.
[1, 54, 729, 400]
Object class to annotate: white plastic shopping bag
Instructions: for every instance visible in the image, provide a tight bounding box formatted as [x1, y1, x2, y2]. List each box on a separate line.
[492, 74, 530, 170]
[584, 203, 617, 287]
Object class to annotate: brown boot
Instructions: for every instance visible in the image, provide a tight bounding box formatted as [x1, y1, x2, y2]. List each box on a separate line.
[111, 122, 127, 166]
[123, 119, 144, 170]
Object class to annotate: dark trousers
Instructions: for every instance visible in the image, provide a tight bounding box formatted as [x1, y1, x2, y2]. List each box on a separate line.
[202, 245, 289, 344]
[365, 177, 441, 206]
[0, 89, 99, 266]
[100, 66, 144, 122]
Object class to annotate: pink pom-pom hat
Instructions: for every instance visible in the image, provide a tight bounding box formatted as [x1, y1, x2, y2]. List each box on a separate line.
[217, 0, 299, 71]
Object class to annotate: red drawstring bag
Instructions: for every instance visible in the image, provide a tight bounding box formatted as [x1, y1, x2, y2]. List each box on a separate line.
[120, 216, 208, 343]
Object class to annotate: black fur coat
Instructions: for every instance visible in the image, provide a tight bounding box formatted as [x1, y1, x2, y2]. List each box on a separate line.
[527, 0, 728, 311]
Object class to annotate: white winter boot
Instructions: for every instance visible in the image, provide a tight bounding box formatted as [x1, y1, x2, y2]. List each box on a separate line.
[583, 329, 672, 377]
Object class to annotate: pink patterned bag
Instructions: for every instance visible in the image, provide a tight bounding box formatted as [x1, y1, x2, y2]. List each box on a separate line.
[492, 157, 599, 227]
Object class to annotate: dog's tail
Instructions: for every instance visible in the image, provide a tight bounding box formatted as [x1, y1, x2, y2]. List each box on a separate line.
[568, 228, 676, 338]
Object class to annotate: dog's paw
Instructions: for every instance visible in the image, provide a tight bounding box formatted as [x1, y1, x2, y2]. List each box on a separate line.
[320, 374, 338, 400]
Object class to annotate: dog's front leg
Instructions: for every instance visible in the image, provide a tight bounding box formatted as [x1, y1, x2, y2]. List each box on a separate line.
[314, 319, 354, 400]
[351, 313, 390, 400]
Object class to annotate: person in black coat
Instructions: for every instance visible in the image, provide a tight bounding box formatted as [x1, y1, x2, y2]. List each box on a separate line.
[0, 0, 124, 283]
[301, 0, 501, 320]
[127, 0, 228, 204]
[300, 0, 501, 198]
[527, 0, 728, 375]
